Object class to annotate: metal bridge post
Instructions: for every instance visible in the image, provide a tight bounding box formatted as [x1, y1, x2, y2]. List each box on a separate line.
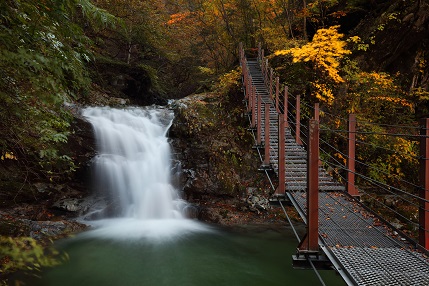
[284, 87, 289, 127]
[256, 94, 262, 147]
[315, 103, 322, 167]
[297, 119, 320, 254]
[247, 78, 252, 113]
[244, 66, 249, 100]
[261, 103, 272, 169]
[251, 85, 257, 128]
[275, 77, 279, 113]
[314, 103, 319, 121]
[420, 118, 429, 249]
[265, 59, 269, 87]
[261, 54, 265, 81]
[269, 68, 273, 99]
[347, 114, 358, 197]
[275, 112, 286, 196]
[296, 94, 302, 145]
[251, 86, 257, 128]
[239, 42, 244, 66]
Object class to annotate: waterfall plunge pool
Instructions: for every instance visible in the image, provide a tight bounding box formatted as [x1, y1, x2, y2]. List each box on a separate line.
[22, 225, 345, 286]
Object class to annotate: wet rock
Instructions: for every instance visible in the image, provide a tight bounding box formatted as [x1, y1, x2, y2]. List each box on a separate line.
[53, 198, 86, 212]
[245, 189, 271, 214]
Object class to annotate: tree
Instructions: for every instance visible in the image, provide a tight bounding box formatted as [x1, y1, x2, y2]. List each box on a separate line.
[274, 25, 350, 103]
[0, 0, 116, 183]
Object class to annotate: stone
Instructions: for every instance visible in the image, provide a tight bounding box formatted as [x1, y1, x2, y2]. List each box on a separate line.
[53, 198, 84, 212]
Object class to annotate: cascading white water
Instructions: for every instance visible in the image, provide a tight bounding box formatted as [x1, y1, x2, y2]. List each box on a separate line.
[81, 106, 209, 240]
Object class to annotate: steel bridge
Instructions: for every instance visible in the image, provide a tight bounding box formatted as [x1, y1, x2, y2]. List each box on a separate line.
[239, 44, 429, 286]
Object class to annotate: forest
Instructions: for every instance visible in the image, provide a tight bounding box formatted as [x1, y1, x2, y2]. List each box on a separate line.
[1, 0, 429, 278]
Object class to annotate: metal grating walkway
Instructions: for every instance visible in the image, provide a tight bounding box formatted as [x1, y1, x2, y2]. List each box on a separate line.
[244, 58, 429, 286]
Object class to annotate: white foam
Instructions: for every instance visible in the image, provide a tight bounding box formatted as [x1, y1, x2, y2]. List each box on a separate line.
[81, 218, 213, 242]
[81, 106, 211, 241]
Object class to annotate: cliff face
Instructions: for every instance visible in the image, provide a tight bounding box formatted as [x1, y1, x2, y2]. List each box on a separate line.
[168, 81, 290, 225]
[351, 0, 429, 91]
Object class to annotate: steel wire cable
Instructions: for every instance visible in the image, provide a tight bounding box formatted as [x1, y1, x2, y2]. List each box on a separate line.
[353, 158, 422, 190]
[353, 171, 429, 207]
[321, 155, 428, 207]
[314, 113, 425, 203]
[318, 151, 426, 224]
[352, 130, 423, 139]
[319, 134, 422, 192]
[354, 137, 420, 159]
[358, 119, 420, 130]
[318, 109, 349, 125]
[319, 127, 423, 141]
[278, 199, 300, 241]
[322, 159, 429, 209]
[320, 180, 428, 240]
[319, 126, 422, 189]
[318, 156, 348, 184]
[320, 125, 421, 160]
[318, 137, 349, 162]
[287, 92, 297, 100]
[285, 108, 309, 149]
[323, 158, 421, 226]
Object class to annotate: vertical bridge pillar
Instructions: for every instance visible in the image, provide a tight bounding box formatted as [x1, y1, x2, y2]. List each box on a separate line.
[284, 87, 289, 128]
[274, 103, 286, 196]
[296, 95, 302, 145]
[275, 77, 279, 113]
[420, 118, 429, 250]
[251, 87, 257, 129]
[260, 103, 272, 170]
[256, 94, 262, 147]
[296, 119, 320, 256]
[347, 114, 359, 197]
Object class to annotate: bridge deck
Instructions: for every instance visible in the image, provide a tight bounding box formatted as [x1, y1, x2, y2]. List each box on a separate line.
[245, 59, 429, 286]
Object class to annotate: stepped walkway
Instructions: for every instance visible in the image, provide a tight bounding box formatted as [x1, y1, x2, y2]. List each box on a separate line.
[242, 58, 429, 286]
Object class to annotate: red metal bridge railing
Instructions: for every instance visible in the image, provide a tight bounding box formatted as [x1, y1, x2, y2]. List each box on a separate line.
[239, 42, 429, 251]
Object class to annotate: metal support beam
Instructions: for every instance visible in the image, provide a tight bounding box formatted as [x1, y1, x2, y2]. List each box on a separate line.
[297, 119, 320, 255]
[239, 42, 244, 66]
[256, 94, 262, 147]
[314, 103, 319, 121]
[264, 59, 269, 86]
[251, 87, 257, 129]
[244, 66, 249, 101]
[275, 77, 279, 113]
[296, 94, 302, 145]
[347, 114, 358, 197]
[284, 87, 289, 128]
[246, 76, 251, 113]
[269, 68, 273, 99]
[420, 118, 429, 250]
[261, 103, 272, 170]
[275, 113, 286, 196]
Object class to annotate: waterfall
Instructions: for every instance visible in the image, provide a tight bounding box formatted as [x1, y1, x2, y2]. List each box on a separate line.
[81, 106, 209, 240]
